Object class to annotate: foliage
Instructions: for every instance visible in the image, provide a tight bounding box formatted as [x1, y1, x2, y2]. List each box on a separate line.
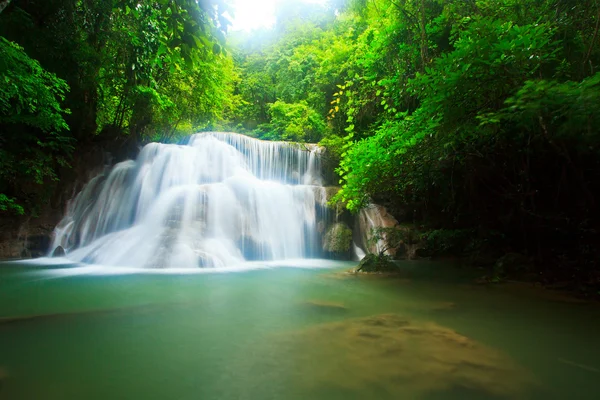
[0, 37, 72, 213]
[323, 223, 353, 253]
[0, 0, 234, 214]
[92, 1, 237, 141]
[0, 194, 24, 215]
[0, 37, 70, 133]
[230, 0, 600, 280]
[367, 226, 418, 256]
[264, 101, 327, 142]
[226, 3, 354, 140]
[2, 0, 600, 281]
[356, 253, 398, 272]
[420, 229, 476, 256]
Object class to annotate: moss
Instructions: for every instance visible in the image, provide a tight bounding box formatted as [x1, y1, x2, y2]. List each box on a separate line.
[356, 253, 398, 273]
[323, 223, 353, 253]
[269, 314, 536, 398]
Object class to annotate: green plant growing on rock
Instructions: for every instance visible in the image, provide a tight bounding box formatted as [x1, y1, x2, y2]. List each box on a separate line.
[368, 225, 422, 257]
[355, 227, 410, 272]
[323, 223, 353, 255]
[356, 253, 397, 273]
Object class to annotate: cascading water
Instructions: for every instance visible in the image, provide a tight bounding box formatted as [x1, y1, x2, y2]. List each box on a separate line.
[49, 132, 328, 268]
[354, 204, 399, 256]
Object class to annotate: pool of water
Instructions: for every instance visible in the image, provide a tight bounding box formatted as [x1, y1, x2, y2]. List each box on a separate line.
[1, 259, 600, 399]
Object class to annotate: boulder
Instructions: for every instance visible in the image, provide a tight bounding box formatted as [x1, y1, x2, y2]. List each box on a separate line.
[354, 204, 401, 256]
[52, 245, 66, 257]
[268, 314, 536, 398]
[323, 222, 353, 258]
[356, 253, 398, 272]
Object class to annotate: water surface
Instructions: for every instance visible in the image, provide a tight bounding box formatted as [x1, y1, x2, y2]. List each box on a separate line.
[1, 259, 600, 399]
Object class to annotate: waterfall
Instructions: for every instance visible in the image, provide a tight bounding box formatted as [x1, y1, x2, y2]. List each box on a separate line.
[50, 132, 328, 268]
[355, 204, 399, 255]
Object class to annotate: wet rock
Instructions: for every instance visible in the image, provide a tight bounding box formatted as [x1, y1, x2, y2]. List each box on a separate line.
[313, 186, 340, 205]
[273, 314, 537, 398]
[356, 253, 398, 273]
[26, 234, 52, 257]
[52, 245, 66, 257]
[323, 223, 353, 258]
[355, 204, 401, 255]
[363, 314, 410, 327]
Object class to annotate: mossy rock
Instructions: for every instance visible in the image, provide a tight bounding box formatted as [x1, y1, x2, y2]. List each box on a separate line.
[323, 223, 353, 254]
[323, 186, 340, 203]
[52, 245, 66, 257]
[267, 314, 536, 398]
[356, 253, 398, 273]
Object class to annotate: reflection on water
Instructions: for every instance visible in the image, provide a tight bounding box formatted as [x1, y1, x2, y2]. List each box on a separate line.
[1, 260, 600, 399]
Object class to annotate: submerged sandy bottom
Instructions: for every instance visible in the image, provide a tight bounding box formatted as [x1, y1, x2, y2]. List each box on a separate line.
[271, 313, 536, 398]
[3, 262, 599, 400]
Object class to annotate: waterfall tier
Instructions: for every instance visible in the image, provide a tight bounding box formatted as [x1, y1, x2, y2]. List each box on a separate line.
[50, 132, 328, 268]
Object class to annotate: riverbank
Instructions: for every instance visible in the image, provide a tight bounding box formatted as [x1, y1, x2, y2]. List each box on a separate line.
[349, 254, 600, 302]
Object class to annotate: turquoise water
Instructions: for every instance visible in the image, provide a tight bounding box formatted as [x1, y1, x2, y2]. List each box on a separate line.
[1, 259, 600, 399]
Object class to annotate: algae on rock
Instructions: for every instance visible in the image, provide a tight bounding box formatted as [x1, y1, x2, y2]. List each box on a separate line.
[356, 253, 398, 273]
[269, 314, 536, 398]
[323, 222, 353, 255]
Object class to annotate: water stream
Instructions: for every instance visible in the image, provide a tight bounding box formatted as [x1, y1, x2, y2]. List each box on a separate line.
[50, 133, 330, 268]
[1, 261, 600, 400]
[2, 133, 599, 399]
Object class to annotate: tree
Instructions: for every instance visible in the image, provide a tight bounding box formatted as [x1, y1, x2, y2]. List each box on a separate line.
[0, 0, 236, 214]
[0, 37, 71, 214]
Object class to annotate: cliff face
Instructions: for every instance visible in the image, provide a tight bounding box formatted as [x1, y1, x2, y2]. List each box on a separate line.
[0, 138, 138, 260]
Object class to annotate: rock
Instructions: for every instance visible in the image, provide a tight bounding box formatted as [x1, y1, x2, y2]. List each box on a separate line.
[355, 204, 401, 255]
[311, 186, 341, 206]
[26, 234, 52, 257]
[353, 205, 426, 259]
[323, 222, 353, 255]
[494, 252, 533, 278]
[52, 245, 66, 257]
[356, 253, 398, 272]
[20, 248, 31, 259]
[270, 314, 536, 398]
[1, 223, 53, 259]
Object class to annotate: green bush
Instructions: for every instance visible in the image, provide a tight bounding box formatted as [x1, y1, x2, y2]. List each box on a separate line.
[265, 100, 328, 142]
[356, 253, 398, 273]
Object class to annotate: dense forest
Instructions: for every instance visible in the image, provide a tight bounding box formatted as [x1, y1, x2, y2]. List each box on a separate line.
[1, 0, 599, 287]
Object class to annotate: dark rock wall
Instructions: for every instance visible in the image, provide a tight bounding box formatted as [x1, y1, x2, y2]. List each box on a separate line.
[0, 138, 139, 260]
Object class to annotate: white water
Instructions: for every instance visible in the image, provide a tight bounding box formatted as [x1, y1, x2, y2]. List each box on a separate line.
[353, 242, 366, 261]
[356, 204, 399, 255]
[50, 132, 328, 268]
